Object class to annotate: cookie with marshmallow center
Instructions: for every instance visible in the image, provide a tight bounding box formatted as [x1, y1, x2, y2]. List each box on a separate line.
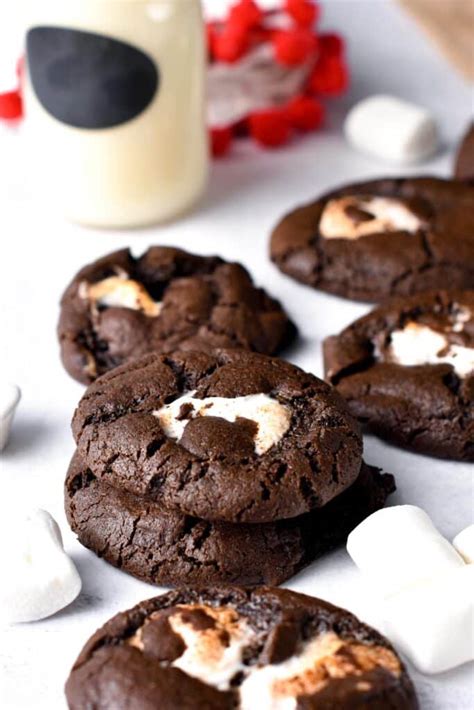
[65, 586, 418, 710]
[72, 349, 363, 523]
[324, 290, 474, 460]
[270, 177, 474, 302]
[58, 246, 296, 385]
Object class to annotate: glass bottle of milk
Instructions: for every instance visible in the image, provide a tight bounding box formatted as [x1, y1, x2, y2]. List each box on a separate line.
[23, 0, 208, 228]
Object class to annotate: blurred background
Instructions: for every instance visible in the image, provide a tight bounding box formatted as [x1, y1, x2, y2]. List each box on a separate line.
[0, 0, 472, 141]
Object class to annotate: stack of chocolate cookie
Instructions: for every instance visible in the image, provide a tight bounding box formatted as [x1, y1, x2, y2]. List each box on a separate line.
[65, 349, 394, 587]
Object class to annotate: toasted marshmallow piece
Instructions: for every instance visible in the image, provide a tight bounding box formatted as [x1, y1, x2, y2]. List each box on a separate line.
[319, 196, 423, 241]
[387, 322, 474, 378]
[128, 604, 254, 691]
[344, 95, 439, 165]
[239, 631, 401, 710]
[0, 383, 21, 451]
[169, 605, 254, 691]
[453, 524, 474, 564]
[0, 509, 82, 623]
[154, 391, 291, 455]
[347, 505, 464, 597]
[382, 565, 474, 674]
[81, 275, 162, 317]
[239, 633, 341, 710]
[239, 633, 345, 710]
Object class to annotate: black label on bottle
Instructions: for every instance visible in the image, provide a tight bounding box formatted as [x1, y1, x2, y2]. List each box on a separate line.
[27, 26, 160, 130]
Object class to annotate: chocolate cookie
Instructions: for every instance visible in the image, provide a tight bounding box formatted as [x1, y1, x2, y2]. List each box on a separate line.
[65, 451, 394, 587]
[58, 247, 296, 384]
[65, 586, 417, 710]
[454, 123, 474, 181]
[270, 177, 474, 302]
[72, 349, 363, 523]
[324, 290, 474, 460]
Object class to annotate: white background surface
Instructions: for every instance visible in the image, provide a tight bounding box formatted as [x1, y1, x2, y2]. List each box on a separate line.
[0, 1, 473, 708]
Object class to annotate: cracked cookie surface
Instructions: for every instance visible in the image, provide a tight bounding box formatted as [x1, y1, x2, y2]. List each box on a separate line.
[324, 290, 474, 460]
[72, 350, 363, 523]
[58, 246, 296, 385]
[65, 451, 394, 587]
[65, 585, 416, 710]
[270, 177, 474, 302]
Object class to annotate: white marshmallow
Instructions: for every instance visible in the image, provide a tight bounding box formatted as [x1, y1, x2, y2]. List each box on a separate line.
[387, 322, 474, 378]
[382, 565, 474, 674]
[453, 524, 474, 564]
[347, 505, 464, 597]
[348, 506, 474, 674]
[0, 509, 82, 623]
[0, 383, 21, 451]
[344, 95, 439, 165]
[154, 391, 291, 455]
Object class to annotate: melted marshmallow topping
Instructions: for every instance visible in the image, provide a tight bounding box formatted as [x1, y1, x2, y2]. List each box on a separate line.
[239, 631, 401, 710]
[127, 604, 254, 691]
[385, 321, 474, 378]
[154, 391, 291, 455]
[128, 605, 402, 707]
[169, 606, 254, 691]
[319, 196, 423, 240]
[80, 275, 162, 317]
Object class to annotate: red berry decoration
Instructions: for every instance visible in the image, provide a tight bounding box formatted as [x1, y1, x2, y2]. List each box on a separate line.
[273, 28, 317, 67]
[285, 95, 324, 131]
[319, 32, 344, 57]
[232, 117, 249, 138]
[310, 55, 348, 95]
[228, 0, 263, 31]
[206, 23, 219, 59]
[205, 0, 349, 157]
[249, 109, 291, 148]
[285, 0, 320, 27]
[213, 25, 249, 63]
[211, 127, 233, 157]
[0, 90, 23, 120]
